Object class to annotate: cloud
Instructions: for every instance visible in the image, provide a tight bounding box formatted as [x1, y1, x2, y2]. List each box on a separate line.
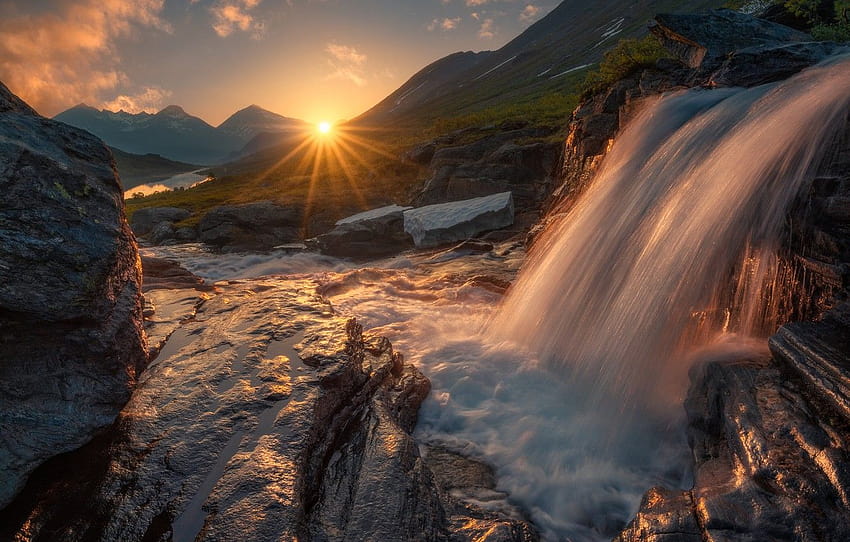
[326, 43, 367, 65]
[478, 18, 496, 39]
[519, 4, 541, 23]
[210, 0, 265, 38]
[325, 43, 368, 87]
[101, 86, 172, 113]
[427, 17, 462, 31]
[0, 0, 170, 116]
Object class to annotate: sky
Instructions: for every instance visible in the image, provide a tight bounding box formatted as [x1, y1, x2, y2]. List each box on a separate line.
[0, 0, 561, 125]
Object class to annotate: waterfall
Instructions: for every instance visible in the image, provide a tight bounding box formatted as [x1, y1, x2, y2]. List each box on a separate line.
[490, 54, 850, 407]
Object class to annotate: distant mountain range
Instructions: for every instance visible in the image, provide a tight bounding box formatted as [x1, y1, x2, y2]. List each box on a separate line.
[357, 0, 724, 126]
[54, 104, 308, 164]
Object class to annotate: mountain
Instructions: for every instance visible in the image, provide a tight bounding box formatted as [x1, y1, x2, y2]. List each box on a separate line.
[54, 104, 307, 165]
[357, 0, 725, 126]
[217, 104, 307, 141]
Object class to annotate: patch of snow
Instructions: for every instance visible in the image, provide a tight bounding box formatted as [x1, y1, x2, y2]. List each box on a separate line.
[537, 67, 552, 77]
[335, 205, 412, 226]
[549, 63, 592, 79]
[593, 17, 625, 48]
[403, 192, 514, 248]
[473, 55, 518, 81]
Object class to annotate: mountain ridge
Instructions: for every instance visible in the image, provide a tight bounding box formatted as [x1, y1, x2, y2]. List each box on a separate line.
[54, 103, 308, 165]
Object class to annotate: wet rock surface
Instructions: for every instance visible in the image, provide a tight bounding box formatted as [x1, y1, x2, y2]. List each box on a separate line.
[618, 313, 850, 542]
[0, 81, 146, 509]
[0, 278, 535, 541]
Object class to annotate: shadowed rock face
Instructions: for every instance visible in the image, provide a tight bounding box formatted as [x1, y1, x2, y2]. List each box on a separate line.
[198, 200, 301, 251]
[650, 8, 812, 69]
[0, 278, 536, 541]
[0, 81, 146, 508]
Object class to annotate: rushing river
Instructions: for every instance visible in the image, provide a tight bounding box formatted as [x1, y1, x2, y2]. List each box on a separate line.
[143, 54, 850, 541]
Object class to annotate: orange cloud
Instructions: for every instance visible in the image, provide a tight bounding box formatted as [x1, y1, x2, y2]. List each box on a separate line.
[0, 0, 169, 116]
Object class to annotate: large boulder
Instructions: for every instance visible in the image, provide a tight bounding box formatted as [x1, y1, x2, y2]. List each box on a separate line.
[313, 205, 415, 259]
[129, 206, 191, 237]
[0, 82, 146, 508]
[404, 192, 515, 248]
[198, 200, 301, 251]
[649, 8, 812, 69]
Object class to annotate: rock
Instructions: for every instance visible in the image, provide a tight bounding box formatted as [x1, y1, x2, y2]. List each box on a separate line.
[405, 141, 437, 165]
[0, 81, 146, 508]
[314, 205, 414, 259]
[198, 200, 301, 251]
[710, 41, 844, 87]
[618, 304, 850, 541]
[415, 127, 561, 217]
[148, 221, 176, 245]
[0, 278, 535, 541]
[650, 9, 812, 69]
[404, 192, 515, 248]
[129, 206, 190, 236]
[140, 255, 212, 292]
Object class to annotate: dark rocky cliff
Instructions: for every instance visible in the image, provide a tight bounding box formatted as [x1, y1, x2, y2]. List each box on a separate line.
[0, 82, 146, 508]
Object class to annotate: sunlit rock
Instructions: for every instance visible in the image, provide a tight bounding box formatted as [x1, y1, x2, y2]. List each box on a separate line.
[0, 278, 535, 541]
[0, 81, 146, 509]
[404, 191, 515, 248]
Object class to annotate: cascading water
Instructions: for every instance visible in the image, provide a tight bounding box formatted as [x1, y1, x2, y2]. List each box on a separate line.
[151, 54, 850, 542]
[490, 53, 850, 410]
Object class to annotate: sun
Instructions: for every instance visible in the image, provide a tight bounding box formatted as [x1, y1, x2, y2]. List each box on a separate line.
[317, 121, 332, 135]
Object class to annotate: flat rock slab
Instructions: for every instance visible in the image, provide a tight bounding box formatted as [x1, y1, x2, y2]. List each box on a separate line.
[404, 192, 515, 248]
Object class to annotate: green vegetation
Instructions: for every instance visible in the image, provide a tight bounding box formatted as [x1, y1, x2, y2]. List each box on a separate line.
[581, 35, 671, 96]
[725, 0, 850, 39]
[431, 93, 580, 136]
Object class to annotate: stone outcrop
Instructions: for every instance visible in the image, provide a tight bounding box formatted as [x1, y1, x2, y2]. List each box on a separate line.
[313, 205, 415, 259]
[617, 306, 850, 541]
[414, 125, 561, 230]
[404, 192, 515, 248]
[0, 82, 146, 508]
[0, 279, 535, 541]
[198, 200, 301, 251]
[649, 8, 812, 69]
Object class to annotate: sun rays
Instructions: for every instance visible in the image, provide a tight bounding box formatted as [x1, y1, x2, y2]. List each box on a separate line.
[249, 121, 405, 232]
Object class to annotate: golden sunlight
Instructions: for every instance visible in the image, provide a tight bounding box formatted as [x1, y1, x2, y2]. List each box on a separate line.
[318, 121, 332, 135]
